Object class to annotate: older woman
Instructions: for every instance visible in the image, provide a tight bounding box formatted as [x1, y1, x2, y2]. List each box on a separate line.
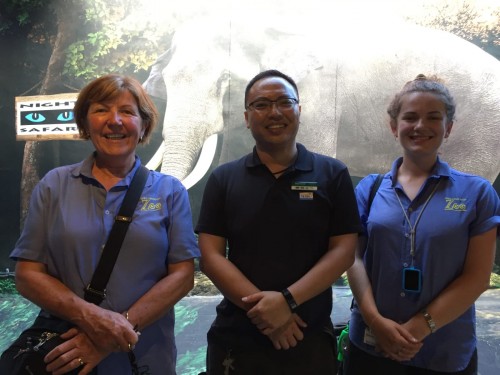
[3, 74, 199, 374]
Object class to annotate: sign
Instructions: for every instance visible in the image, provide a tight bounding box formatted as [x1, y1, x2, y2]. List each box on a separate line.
[16, 93, 80, 141]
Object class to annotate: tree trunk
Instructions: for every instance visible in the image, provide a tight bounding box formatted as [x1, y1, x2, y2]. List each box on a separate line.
[20, 0, 85, 229]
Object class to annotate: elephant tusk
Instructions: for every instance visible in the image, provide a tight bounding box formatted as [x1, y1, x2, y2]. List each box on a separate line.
[181, 134, 218, 190]
[145, 141, 166, 171]
[146, 134, 218, 189]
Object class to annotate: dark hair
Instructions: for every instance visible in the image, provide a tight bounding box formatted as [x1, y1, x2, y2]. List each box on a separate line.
[244, 69, 299, 107]
[387, 74, 456, 122]
[73, 74, 159, 144]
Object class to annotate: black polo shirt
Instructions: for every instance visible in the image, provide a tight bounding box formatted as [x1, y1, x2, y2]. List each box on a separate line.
[196, 143, 361, 336]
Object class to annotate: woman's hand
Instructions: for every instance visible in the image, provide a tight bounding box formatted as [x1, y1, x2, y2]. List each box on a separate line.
[370, 315, 422, 361]
[44, 327, 108, 375]
[77, 307, 139, 353]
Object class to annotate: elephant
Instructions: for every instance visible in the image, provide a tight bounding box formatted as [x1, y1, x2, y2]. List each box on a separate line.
[143, 14, 500, 187]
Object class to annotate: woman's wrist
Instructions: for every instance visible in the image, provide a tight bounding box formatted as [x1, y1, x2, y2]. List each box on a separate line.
[421, 309, 436, 334]
[367, 313, 381, 330]
[123, 310, 140, 333]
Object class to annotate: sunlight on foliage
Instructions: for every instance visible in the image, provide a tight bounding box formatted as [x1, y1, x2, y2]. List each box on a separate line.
[61, 0, 174, 80]
[491, 273, 500, 289]
[407, 0, 500, 58]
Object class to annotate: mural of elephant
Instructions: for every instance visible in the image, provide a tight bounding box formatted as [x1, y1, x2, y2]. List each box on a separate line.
[143, 14, 500, 186]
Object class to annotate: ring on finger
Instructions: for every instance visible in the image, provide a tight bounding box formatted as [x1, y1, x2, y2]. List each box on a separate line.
[128, 343, 135, 351]
[78, 358, 84, 366]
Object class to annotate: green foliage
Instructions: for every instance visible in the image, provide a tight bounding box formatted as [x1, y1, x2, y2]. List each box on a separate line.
[334, 273, 349, 287]
[491, 273, 500, 289]
[61, 0, 173, 80]
[0, 0, 48, 34]
[409, 0, 500, 59]
[0, 277, 16, 294]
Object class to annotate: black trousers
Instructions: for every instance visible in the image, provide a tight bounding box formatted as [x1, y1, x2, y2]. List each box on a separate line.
[206, 325, 338, 375]
[343, 340, 477, 375]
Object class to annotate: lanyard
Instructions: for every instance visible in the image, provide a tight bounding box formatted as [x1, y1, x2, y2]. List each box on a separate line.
[394, 179, 441, 265]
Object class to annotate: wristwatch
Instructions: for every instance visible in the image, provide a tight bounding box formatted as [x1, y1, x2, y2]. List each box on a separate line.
[281, 288, 298, 313]
[421, 309, 436, 333]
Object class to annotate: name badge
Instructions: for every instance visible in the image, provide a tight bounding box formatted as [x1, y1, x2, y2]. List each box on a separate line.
[291, 182, 318, 191]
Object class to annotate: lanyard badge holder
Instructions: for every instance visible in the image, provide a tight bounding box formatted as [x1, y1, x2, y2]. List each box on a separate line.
[395, 179, 442, 294]
[402, 267, 421, 292]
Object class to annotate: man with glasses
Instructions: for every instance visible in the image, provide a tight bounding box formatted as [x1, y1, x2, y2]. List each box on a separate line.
[196, 69, 361, 374]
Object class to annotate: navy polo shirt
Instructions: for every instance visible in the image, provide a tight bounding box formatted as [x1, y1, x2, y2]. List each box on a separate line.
[196, 143, 361, 335]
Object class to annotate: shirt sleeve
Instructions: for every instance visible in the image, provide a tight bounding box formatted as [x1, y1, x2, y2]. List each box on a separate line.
[195, 170, 227, 237]
[329, 167, 363, 236]
[469, 178, 500, 238]
[166, 179, 201, 263]
[10, 176, 51, 263]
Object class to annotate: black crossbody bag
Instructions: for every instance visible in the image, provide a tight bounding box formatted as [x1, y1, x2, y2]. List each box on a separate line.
[0, 165, 149, 375]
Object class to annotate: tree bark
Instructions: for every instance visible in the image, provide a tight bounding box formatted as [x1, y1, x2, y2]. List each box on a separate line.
[20, 0, 85, 229]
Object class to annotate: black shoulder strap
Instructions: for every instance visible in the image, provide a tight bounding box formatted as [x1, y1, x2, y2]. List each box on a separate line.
[366, 174, 383, 216]
[84, 165, 149, 305]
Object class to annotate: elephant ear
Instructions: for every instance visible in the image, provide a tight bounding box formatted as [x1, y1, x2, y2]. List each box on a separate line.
[143, 49, 173, 100]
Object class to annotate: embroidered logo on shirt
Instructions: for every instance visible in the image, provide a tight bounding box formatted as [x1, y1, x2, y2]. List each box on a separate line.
[140, 197, 162, 211]
[444, 198, 467, 212]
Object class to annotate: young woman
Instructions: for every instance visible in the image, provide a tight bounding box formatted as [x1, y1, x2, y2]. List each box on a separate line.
[345, 74, 499, 374]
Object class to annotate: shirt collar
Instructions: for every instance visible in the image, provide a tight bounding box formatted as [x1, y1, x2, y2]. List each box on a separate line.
[245, 143, 313, 173]
[72, 153, 142, 187]
[389, 156, 452, 187]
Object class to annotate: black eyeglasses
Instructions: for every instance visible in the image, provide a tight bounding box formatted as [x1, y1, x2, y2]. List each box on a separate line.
[246, 98, 299, 112]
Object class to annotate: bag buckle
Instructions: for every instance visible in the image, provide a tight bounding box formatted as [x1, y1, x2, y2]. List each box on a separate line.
[115, 215, 132, 223]
[84, 284, 106, 299]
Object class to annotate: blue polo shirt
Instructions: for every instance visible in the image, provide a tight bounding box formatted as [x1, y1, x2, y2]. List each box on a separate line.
[11, 154, 200, 375]
[350, 157, 500, 372]
[196, 143, 362, 342]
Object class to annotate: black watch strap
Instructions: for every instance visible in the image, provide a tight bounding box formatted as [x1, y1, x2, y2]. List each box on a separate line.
[281, 288, 298, 313]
